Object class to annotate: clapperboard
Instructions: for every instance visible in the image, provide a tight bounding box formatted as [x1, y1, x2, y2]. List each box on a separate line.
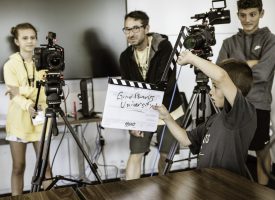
[102, 78, 164, 132]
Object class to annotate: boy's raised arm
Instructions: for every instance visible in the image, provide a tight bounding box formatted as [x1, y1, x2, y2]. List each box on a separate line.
[177, 50, 237, 106]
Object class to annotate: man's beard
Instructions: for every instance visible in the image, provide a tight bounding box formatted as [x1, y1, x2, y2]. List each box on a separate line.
[128, 37, 145, 48]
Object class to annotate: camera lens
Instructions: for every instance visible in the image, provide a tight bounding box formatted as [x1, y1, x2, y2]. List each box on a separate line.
[47, 52, 62, 68]
[184, 33, 205, 49]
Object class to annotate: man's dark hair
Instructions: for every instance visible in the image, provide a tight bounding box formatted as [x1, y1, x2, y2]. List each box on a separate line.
[218, 59, 253, 97]
[237, 0, 263, 12]
[124, 10, 149, 26]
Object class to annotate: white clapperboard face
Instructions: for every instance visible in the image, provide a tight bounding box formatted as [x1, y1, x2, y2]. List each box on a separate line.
[102, 78, 164, 132]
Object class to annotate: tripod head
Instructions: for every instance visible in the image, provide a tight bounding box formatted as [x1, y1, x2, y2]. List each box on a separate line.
[195, 70, 209, 87]
[34, 72, 65, 136]
[43, 72, 65, 107]
[35, 72, 65, 109]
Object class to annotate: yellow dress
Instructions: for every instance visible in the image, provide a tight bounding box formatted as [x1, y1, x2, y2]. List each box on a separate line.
[3, 52, 47, 142]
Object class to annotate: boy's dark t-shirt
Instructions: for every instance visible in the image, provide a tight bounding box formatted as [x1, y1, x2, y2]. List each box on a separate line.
[187, 90, 257, 177]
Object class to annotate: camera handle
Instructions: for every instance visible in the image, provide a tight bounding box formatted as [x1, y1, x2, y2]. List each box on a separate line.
[33, 81, 42, 112]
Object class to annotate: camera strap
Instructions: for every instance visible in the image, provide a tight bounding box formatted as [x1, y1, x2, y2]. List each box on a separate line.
[20, 54, 35, 87]
[134, 47, 150, 80]
[134, 37, 151, 80]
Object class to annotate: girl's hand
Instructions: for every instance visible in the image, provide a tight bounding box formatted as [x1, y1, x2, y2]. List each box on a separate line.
[28, 104, 37, 118]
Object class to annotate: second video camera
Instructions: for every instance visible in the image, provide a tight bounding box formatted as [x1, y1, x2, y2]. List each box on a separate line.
[34, 32, 65, 72]
[183, 0, 231, 57]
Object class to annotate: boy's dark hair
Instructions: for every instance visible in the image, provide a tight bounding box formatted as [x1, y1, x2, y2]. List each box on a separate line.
[218, 59, 253, 96]
[237, 0, 263, 12]
[124, 10, 149, 26]
[11, 22, 37, 39]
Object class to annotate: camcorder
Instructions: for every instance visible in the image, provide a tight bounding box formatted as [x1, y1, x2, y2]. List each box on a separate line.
[34, 32, 65, 72]
[184, 0, 231, 58]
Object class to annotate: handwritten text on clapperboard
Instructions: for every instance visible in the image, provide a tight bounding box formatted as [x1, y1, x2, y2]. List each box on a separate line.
[102, 79, 164, 132]
[118, 91, 156, 110]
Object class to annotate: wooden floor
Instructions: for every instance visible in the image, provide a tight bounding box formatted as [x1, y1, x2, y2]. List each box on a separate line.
[1, 168, 275, 200]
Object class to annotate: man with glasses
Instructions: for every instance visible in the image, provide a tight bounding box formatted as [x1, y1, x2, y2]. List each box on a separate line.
[119, 10, 183, 180]
[217, 0, 275, 187]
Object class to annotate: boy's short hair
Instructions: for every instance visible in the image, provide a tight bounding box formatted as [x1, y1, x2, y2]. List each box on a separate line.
[237, 0, 263, 12]
[218, 59, 253, 97]
[124, 10, 149, 26]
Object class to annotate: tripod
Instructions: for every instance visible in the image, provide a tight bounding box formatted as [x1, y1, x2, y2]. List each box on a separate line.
[31, 74, 102, 193]
[162, 70, 219, 175]
[155, 24, 220, 175]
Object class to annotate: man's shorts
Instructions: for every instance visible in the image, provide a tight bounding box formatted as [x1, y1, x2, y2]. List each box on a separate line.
[249, 109, 271, 151]
[129, 117, 182, 154]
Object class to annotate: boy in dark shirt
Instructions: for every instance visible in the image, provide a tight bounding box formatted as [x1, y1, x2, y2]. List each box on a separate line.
[155, 50, 257, 177]
[217, 0, 275, 185]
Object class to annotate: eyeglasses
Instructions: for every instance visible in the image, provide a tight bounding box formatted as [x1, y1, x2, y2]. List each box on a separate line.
[122, 25, 145, 34]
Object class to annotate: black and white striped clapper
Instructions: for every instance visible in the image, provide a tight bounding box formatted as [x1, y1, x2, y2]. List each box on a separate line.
[102, 78, 165, 132]
[160, 26, 186, 82]
[108, 78, 165, 91]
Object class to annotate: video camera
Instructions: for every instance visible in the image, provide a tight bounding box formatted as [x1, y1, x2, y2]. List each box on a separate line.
[33, 32, 65, 72]
[33, 32, 65, 107]
[183, 0, 230, 58]
[191, 0, 230, 26]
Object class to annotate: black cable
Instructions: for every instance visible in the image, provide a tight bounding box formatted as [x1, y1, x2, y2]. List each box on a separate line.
[51, 125, 67, 168]
[49, 87, 72, 186]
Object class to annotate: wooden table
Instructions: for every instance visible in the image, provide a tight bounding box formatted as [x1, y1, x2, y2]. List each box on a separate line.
[2, 168, 275, 200]
[57, 115, 102, 126]
[78, 168, 275, 200]
[0, 114, 102, 132]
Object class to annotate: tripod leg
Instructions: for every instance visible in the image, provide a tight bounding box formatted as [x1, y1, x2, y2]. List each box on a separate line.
[74, 124, 86, 178]
[31, 114, 54, 192]
[207, 93, 220, 113]
[196, 91, 207, 125]
[59, 109, 103, 183]
[163, 92, 199, 175]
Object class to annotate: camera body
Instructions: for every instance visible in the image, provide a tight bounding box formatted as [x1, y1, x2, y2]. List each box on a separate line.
[34, 32, 65, 72]
[184, 25, 216, 54]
